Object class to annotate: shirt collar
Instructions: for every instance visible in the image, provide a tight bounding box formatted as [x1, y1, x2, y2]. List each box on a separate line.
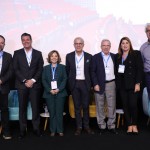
[101, 51, 110, 56]
[75, 51, 84, 57]
[24, 48, 33, 53]
[0, 51, 4, 58]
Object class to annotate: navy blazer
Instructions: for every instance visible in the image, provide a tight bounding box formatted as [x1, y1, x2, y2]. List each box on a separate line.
[13, 48, 44, 89]
[0, 51, 12, 94]
[66, 51, 92, 92]
[91, 52, 115, 94]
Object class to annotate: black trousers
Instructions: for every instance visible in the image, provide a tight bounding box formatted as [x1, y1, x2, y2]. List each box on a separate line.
[119, 89, 138, 126]
[18, 88, 41, 132]
[0, 92, 10, 134]
[71, 80, 90, 128]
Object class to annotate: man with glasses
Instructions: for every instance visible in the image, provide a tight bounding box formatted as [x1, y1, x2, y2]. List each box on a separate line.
[91, 39, 117, 135]
[140, 23, 150, 99]
[66, 37, 94, 135]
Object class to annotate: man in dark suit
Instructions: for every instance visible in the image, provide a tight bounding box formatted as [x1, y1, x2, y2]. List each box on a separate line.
[91, 39, 117, 134]
[13, 33, 44, 138]
[0, 35, 12, 139]
[66, 37, 94, 135]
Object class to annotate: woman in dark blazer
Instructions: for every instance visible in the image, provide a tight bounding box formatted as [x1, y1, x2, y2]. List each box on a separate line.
[42, 50, 67, 136]
[115, 37, 143, 134]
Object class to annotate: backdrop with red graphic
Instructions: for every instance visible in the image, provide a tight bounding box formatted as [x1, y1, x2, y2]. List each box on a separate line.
[0, 0, 148, 64]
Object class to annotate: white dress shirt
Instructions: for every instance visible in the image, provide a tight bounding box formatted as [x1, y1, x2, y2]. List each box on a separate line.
[101, 52, 115, 81]
[24, 48, 32, 66]
[75, 52, 85, 80]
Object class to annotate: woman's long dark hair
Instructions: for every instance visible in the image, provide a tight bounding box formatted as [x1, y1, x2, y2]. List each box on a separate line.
[118, 37, 134, 58]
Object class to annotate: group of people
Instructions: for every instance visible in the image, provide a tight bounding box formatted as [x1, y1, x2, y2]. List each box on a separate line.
[0, 23, 150, 140]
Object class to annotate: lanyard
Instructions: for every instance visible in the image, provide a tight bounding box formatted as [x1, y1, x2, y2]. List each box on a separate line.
[25, 50, 32, 65]
[76, 52, 84, 67]
[26, 55, 32, 65]
[51, 64, 57, 80]
[101, 52, 110, 67]
[122, 55, 128, 64]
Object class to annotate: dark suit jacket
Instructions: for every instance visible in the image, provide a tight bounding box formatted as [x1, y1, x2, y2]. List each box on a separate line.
[42, 64, 67, 99]
[66, 51, 92, 92]
[0, 51, 12, 94]
[13, 48, 44, 89]
[91, 52, 115, 94]
[115, 50, 143, 90]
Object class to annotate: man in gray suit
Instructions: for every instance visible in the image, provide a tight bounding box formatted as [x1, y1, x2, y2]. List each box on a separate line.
[91, 39, 117, 134]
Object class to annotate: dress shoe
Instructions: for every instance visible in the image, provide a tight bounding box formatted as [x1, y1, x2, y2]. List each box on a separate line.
[84, 128, 94, 135]
[74, 128, 82, 135]
[19, 131, 26, 139]
[132, 131, 138, 135]
[50, 133, 55, 137]
[58, 133, 64, 136]
[108, 129, 118, 135]
[3, 133, 12, 140]
[99, 129, 106, 135]
[126, 131, 132, 135]
[33, 130, 42, 137]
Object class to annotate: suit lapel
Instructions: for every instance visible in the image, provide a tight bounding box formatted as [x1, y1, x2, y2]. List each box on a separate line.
[20, 49, 30, 67]
[55, 64, 60, 80]
[123, 52, 131, 65]
[30, 49, 35, 67]
[72, 52, 76, 72]
[48, 65, 52, 81]
[99, 52, 105, 69]
[84, 53, 88, 73]
[1, 52, 6, 74]
[110, 53, 115, 64]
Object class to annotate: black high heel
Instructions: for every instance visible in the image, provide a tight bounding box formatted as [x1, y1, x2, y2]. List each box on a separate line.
[126, 131, 132, 135]
[132, 126, 139, 135]
[132, 131, 138, 135]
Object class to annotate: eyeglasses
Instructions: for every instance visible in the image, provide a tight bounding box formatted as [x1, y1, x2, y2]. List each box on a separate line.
[146, 30, 150, 33]
[102, 45, 110, 47]
[74, 43, 83, 45]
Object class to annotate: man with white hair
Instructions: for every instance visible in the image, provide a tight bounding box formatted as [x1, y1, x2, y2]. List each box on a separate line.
[66, 37, 94, 135]
[140, 23, 150, 99]
[91, 39, 117, 134]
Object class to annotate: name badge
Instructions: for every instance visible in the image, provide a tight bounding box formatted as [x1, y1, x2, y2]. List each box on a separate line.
[51, 81, 57, 89]
[76, 66, 81, 75]
[105, 67, 110, 74]
[118, 65, 125, 73]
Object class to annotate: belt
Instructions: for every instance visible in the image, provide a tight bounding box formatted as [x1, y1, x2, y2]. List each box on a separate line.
[76, 79, 85, 81]
[105, 79, 115, 83]
[146, 72, 150, 75]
